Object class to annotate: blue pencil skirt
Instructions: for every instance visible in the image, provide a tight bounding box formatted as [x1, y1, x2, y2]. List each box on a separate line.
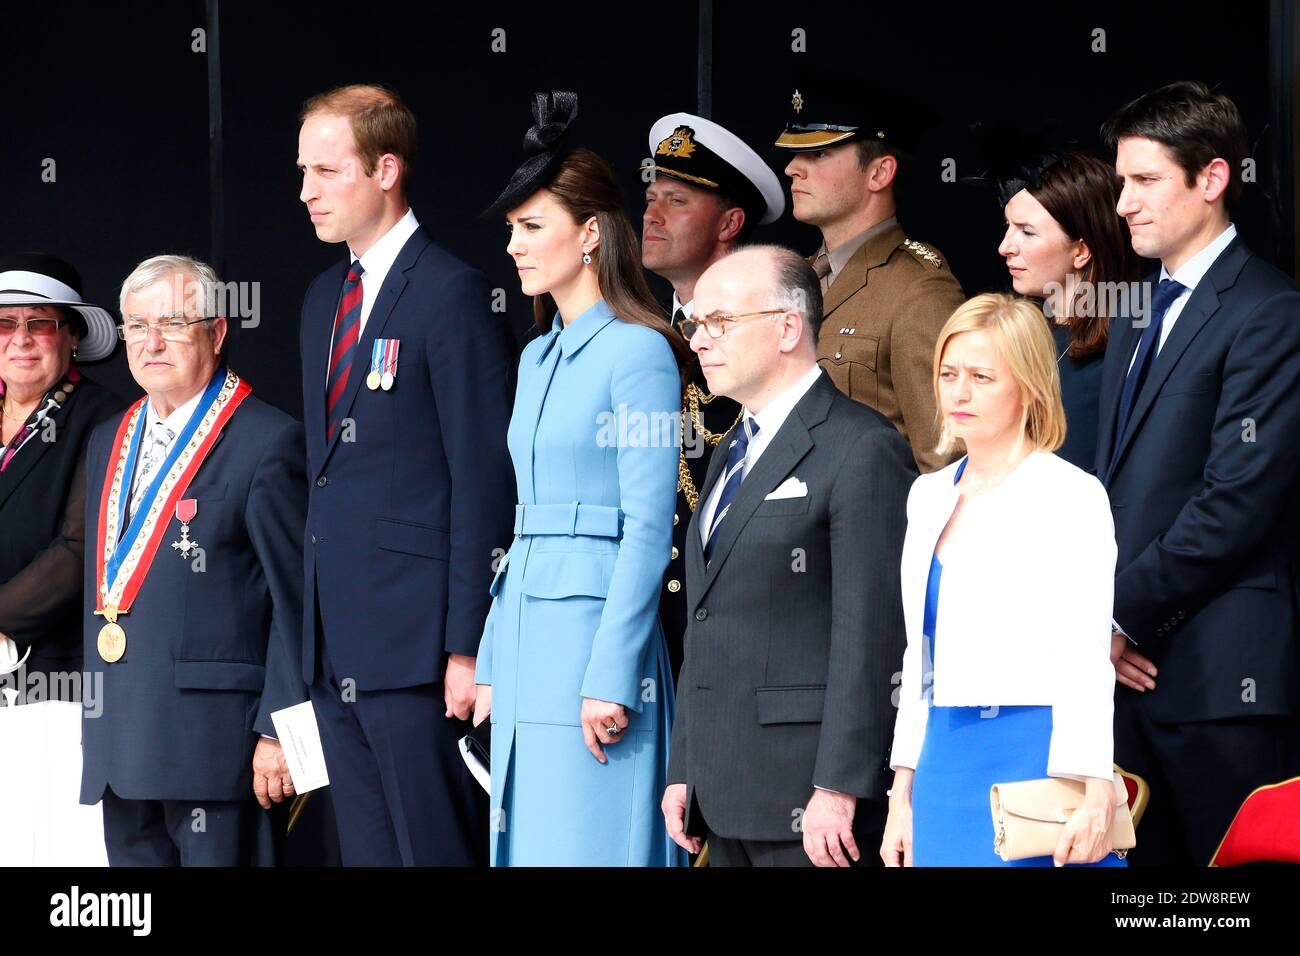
[911, 704, 1126, 867]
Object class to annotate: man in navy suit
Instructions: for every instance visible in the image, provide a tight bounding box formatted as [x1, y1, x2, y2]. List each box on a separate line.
[82, 255, 307, 865]
[1097, 81, 1300, 865]
[296, 84, 515, 865]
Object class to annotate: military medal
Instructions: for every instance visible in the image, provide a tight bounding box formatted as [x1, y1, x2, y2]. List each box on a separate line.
[366, 340, 383, 390]
[94, 368, 252, 663]
[171, 498, 199, 559]
[380, 338, 399, 391]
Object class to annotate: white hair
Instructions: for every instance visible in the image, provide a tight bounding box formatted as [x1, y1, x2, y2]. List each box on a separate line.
[118, 254, 220, 319]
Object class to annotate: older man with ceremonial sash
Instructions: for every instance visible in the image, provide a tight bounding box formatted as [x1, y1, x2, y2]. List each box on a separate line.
[81, 255, 307, 866]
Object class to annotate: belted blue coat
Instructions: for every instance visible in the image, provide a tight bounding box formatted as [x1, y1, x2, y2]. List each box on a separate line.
[476, 299, 686, 866]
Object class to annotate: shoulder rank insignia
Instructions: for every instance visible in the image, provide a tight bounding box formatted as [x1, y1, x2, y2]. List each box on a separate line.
[903, 239, 943, 268]
[657, 126, 698, 158]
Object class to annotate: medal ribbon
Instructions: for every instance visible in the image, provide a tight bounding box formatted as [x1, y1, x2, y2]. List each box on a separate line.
[370, 340, 384, 380]
[383, 339, 399, 377]
[94, 368, 251, 615]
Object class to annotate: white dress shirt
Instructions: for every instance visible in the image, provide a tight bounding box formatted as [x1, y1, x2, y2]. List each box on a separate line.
[698, 364, 823, 546]
[1128, 223, 1237, 372]
[671, 292, 694, 320]
[324, 207, 420, 383]
[128, 388, 205, 508]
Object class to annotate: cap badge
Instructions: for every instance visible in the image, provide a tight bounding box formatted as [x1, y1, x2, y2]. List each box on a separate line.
[656, 126, 698, 158]
[791, 89, 804, 114]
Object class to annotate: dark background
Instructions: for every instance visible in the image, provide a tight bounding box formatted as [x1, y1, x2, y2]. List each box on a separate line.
[2, 1, 1293, 421]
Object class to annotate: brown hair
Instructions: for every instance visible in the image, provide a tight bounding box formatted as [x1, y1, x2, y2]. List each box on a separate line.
[300, 84, 418, 198]
[932, 294, 1066, 456]
[534, 147, 689, 375]
[1102, 80, 1249, 212]
[856, 138, 908, 190]
[1025, 152, 1140, 361]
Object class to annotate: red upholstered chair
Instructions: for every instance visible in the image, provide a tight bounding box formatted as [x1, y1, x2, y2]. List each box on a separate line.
[1115, 763, 1149, 829]
[1210, 776, 1300, 867]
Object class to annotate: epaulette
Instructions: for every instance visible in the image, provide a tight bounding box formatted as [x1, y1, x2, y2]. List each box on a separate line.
[902, 238, 943, 268]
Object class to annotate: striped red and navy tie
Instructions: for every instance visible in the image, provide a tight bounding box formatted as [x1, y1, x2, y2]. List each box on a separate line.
[325, 261, 365, 442]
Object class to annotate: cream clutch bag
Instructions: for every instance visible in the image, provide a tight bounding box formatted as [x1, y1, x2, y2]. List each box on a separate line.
[990, 773, 1136, 862]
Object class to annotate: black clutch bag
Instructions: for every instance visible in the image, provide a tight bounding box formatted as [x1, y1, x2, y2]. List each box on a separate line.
[458, 718, 491, 793]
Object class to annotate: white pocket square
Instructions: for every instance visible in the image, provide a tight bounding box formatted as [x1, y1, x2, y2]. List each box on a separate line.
[765, 477, 808, 500]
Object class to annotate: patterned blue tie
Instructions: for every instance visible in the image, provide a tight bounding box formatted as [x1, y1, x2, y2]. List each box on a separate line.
[704, 416, 758, 565]
[1113, 277, 1187, 449]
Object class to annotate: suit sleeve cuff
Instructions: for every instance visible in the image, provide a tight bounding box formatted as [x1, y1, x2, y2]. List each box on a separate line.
[1112, 618, 1137, 646]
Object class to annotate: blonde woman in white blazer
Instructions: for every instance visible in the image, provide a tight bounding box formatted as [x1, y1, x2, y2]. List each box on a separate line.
[880, 293, 1124, 867]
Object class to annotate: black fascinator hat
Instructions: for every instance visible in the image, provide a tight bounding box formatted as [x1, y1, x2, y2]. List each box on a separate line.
[482, 91, 579, 219]
[960, 120, 1077, 208]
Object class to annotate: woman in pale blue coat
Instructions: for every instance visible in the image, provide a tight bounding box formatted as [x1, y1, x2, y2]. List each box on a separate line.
[474, 93, 689, 866]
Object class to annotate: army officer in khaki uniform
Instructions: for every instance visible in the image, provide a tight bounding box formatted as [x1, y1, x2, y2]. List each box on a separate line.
[642, 112, 784, 679]
[775, 80, 965, 473]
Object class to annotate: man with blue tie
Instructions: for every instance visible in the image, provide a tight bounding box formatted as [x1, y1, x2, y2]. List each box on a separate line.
[1097, 81, 1300, 865]
[296, 84, 516, 865]
[662, 245, 914, 866]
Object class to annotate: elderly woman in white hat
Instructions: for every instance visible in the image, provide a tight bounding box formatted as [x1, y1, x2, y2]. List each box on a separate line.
[0, 253, 122, 865]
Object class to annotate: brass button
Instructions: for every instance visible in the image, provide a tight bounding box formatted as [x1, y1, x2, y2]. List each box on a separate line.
[668, 580, 681, 593]
[834, 350, 842, 360]
[673, 513, 680, 526]
[671, 546, 679, 560]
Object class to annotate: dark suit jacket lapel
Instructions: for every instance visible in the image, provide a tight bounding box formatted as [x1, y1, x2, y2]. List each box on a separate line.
[1108, 241, 1244, 480]
[321, 228, 431, 467]
[697, 374, 832, 600]
[0, 386, 77, 510]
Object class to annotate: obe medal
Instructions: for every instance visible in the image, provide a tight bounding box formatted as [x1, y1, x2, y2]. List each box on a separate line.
[171, 498, 199, 559]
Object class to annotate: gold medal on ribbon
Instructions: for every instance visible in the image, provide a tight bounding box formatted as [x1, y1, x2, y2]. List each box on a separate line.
[366, 339, 384, 390]
[93, 369, 252, 667]
[96, 607, 127, 663]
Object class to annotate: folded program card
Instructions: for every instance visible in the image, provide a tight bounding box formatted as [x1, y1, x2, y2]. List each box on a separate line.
[765, 477, 808, 500]
[270, 701, 330, 793]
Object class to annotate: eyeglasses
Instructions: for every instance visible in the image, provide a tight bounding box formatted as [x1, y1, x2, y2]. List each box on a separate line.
[676, 309, 787, 340]
[118, 315, 212, 342]
[0, 316, 70, 337]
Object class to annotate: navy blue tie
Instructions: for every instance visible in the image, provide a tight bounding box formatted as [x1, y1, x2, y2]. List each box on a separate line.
[704, 417, 758, 565]
[1113, 278, 1187, 450]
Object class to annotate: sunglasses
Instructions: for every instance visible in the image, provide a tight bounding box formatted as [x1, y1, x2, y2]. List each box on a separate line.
[0, 316, 70, 337]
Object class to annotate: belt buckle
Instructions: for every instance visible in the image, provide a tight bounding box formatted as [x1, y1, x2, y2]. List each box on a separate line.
[567, 501, 579, 536]
[513, 502, 525, 539]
